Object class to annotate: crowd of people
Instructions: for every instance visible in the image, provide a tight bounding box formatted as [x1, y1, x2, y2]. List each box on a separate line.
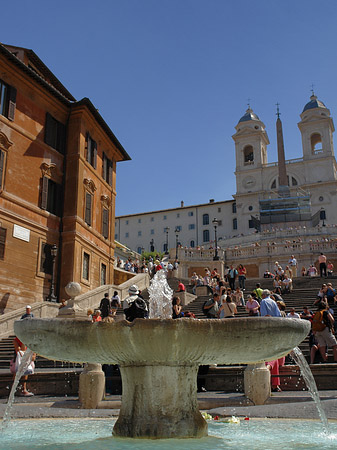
[13, 252, 337, 396]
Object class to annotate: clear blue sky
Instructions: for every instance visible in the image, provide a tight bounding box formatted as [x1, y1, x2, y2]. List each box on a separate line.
[3, 1, 337, 215]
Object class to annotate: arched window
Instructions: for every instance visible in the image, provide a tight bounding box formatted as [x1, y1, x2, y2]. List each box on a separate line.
[137, 247, 142, 254]
[292, 177, 298, 186]
[311, 133, 323, 154]
[203, 214, 209, 225]
[244, 145, 254, 164]
[190, 240, 195, 248]
[203, 230, 210, 242]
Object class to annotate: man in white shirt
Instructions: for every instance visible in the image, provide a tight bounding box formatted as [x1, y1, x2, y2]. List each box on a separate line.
[288, 255, 297, 278]
[287, 308, 300, 319]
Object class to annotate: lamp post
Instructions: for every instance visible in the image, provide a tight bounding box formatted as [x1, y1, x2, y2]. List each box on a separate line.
[150, 239, 154, 253]
[175, 227, 180, 260]
[47, 244, 58, 302]
[164, 227, 170, 255]
[212, 218, 219, 261]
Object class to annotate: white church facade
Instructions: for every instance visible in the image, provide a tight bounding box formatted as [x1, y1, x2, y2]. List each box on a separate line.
[115, 94, 337, 255]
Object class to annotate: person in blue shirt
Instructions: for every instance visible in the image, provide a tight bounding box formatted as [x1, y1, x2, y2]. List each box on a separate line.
[260, 290, 283, 392]
[260, 290, 281, 317]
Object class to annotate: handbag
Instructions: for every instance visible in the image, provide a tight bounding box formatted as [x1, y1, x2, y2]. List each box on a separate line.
[13, 351, 35, 376]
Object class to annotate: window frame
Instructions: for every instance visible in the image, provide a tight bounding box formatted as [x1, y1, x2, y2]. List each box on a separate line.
[45, 113, 66, 154]
[86, 133, 97, 168]
[81, 250, 91, 284]
[203, 229, 210, 242]
[0, 79, 16, 121]
[102, 207, 109, 239]
[0, 226, 7, 260]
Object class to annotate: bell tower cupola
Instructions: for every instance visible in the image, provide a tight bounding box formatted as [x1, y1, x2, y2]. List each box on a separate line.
[232, 106, 270, 172]
[298, 93, 335, 159]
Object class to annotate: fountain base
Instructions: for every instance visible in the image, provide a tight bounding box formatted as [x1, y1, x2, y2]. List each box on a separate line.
[113, 364, 207, 438]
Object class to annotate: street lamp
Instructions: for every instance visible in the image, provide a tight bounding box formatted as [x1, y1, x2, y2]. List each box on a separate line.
[164, 227, 170, 255]
[212, 218, 219, 261]
[47, 244, 58, 302]
[150, 239, 154, 253]
[175, 227, 180, 260]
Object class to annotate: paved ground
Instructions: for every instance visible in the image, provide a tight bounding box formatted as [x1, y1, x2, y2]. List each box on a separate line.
[1, 391, 337, 421]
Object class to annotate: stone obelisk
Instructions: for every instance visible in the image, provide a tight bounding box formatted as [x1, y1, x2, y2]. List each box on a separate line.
[276, 104, 290, 197]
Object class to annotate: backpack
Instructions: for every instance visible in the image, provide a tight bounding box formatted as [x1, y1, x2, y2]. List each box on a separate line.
[202, 301, 209, 316]
[312, 310, 327, 332]
[125, 298, 147, 322]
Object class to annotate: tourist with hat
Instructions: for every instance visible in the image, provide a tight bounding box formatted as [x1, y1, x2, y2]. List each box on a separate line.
[123, 285, 140, 314]
[21, 305, 34, 319]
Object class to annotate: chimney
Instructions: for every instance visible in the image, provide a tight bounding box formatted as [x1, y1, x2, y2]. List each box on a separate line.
[209, 199, 214, 203]
[181, 201, 184, 208]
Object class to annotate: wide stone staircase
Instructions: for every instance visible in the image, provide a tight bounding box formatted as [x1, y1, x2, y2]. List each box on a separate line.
[1, 274, 337, 397]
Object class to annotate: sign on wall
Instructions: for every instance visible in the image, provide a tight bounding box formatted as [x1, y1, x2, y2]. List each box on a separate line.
[13, 224, 30, 242]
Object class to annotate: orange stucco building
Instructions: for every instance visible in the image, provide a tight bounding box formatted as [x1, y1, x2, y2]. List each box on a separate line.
[0, 43, 130, 313]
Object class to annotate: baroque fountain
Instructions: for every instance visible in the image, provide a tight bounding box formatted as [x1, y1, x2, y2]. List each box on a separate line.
[13, 272, 311, 440]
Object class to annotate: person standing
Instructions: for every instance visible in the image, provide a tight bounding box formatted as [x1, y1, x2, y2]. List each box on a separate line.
[245, 295, 260, 316]
[228, 265, 238, 290]
[123, 285, 140, 314]
[238, 264, 247, 290]
[260, 290, 281, 317]
[288, 255, 298, 278]
[312, 301, 337, 362]
[21, 305, 34, 319]
[318, 253, 327, 278]
[203, 293, 220, 319]
[99, 293, 111, 319]
[260, 289, 282, 392]
[218, 296, 237, 318]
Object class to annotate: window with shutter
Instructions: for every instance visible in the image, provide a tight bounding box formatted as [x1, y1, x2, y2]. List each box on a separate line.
[0, 227, 6, 259]
[86, 133, 97, 168]
[7, 86, 17, 121]
[85, 192, 92, 226]
[0, 80, 16, 121]
[102, 152, 107, 179]
[44, 113, 66, 154]
[83, 252, 90, 280]
[102, 153, 113, 186]
[41, 177, 62, 216]
[41, 176, 48, 210]
[0, 150, 4, 190]
[101, 263, 106, 285]
[108, 159, 113, 186]
[102, 208, 109, 239]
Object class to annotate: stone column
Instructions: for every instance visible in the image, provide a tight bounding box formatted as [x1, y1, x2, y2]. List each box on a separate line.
[79, 363, 105, 409]
[244, 363, 270, 405]
[113, 364, 207, 438]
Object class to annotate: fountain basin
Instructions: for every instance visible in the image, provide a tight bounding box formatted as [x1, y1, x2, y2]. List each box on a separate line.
[14, 317, 310, 438]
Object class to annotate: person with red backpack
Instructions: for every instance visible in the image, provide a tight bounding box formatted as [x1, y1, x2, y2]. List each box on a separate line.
[312, 302, 337, 362]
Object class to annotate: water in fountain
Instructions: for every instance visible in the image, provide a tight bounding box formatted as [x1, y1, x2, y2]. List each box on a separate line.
[1, 418, 337, 449]
[1, 348, 34, 428]
[148, 269, 173, 318]
[291, 346, 329, 433]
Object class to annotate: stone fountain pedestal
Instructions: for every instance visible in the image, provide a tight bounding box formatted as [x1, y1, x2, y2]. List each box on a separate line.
[114, 365, 206, 438]
[14, 317, 310, 439]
